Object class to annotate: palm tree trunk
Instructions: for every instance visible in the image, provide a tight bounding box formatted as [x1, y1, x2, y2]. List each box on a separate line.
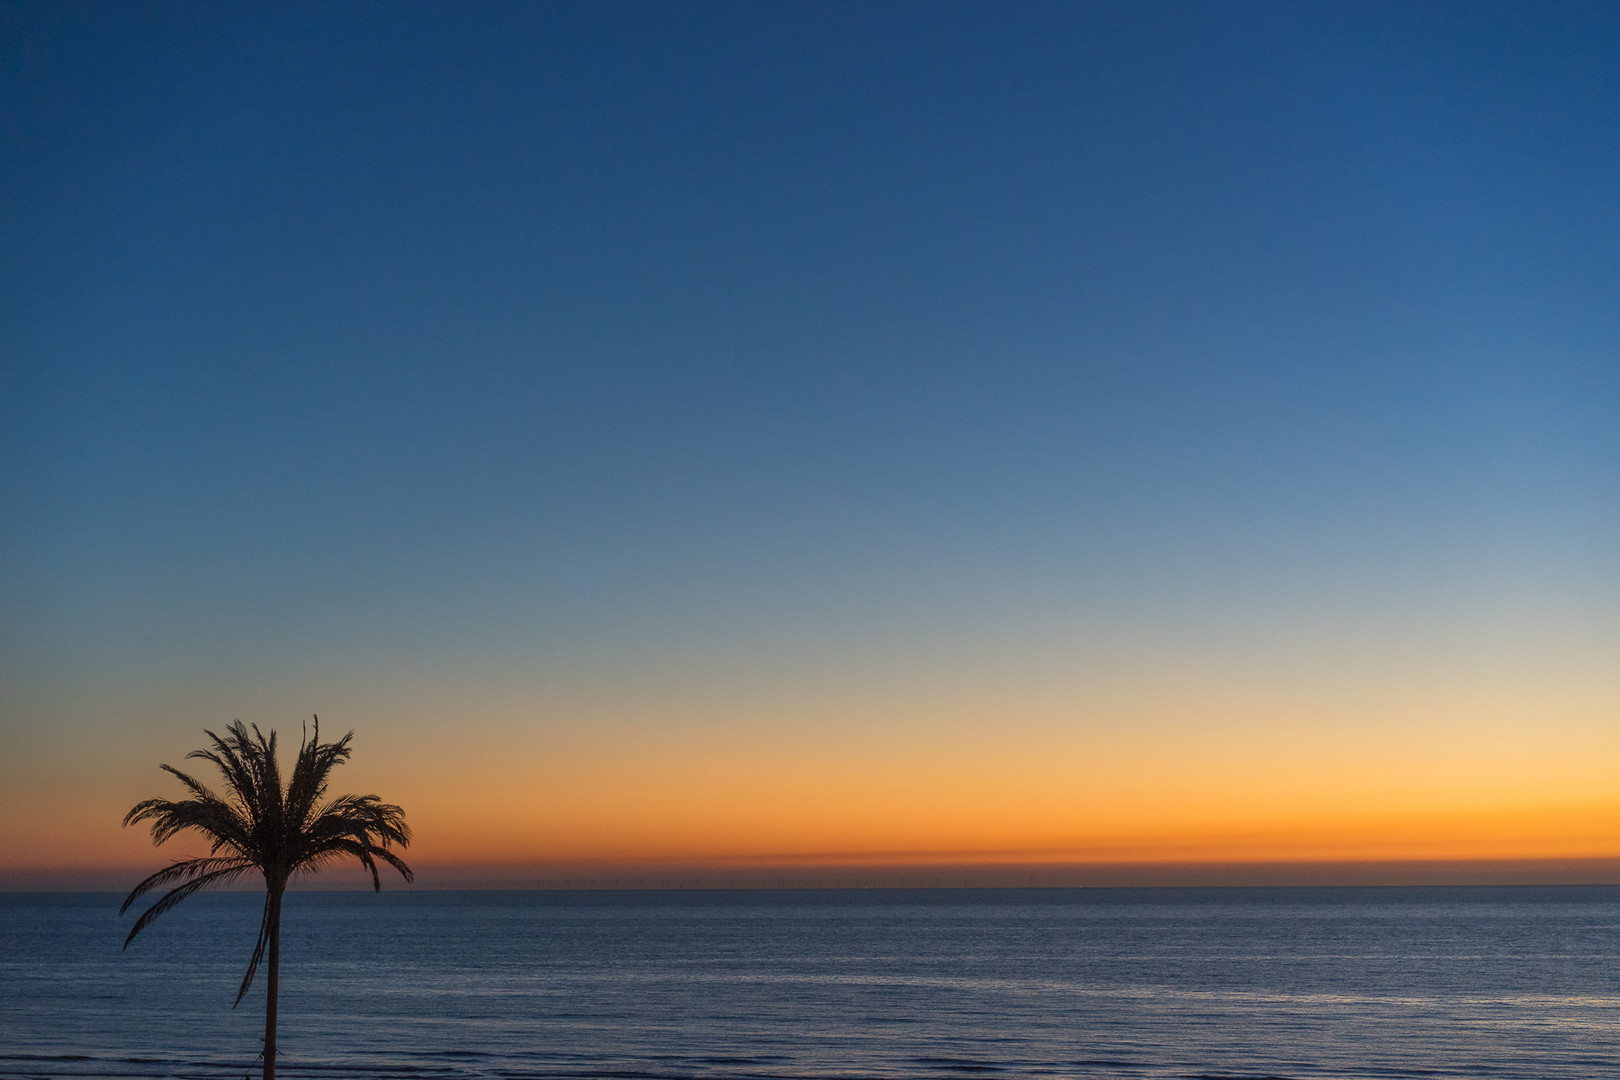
[264, 887, 282, 1080]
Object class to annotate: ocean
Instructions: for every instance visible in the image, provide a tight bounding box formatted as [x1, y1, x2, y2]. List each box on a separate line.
[2, 887, 1617, 1080]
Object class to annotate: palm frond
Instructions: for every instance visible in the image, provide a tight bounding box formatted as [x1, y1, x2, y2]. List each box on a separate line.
[322, 839, 415, 889]
[307, 793, 412, 843]
[190, 726, 251, 797]
[249, 724, 285, 833]
[291, 790, 413, 887]
[283, 718, 353, 830]
[122, 860, 256, 947]
[151, 763, 224, 806]
[233, 891, 279, 1007]
[121, 855, 255, 914]
[124, 792, 251, 851]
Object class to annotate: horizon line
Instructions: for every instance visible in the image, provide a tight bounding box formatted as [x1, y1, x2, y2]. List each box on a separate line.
[11, 855, 1620, 891]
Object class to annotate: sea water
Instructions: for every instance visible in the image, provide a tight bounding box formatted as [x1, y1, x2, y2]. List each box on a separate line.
[2, 887, 1618, 1079]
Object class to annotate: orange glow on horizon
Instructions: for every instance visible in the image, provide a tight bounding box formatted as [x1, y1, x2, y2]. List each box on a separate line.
[5, 666, 1617, 882]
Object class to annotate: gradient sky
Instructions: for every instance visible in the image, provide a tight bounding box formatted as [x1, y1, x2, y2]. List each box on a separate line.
[3, 2, 1618, 884]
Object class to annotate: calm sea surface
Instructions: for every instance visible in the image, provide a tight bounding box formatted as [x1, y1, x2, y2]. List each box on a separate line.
[2, 887, 1618, 1080]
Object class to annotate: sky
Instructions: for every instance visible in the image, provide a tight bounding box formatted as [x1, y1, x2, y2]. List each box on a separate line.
[2, 1, 1618, 887]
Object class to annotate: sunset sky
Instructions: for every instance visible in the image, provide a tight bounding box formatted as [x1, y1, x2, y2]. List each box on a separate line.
[3, 2, 1618, 887]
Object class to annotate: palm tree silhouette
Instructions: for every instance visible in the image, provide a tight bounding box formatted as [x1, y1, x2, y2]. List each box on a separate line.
[121, 719, 412, 1080]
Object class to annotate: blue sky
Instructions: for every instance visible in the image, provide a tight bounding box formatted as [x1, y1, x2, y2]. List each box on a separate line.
[3, 2, 1618, 876]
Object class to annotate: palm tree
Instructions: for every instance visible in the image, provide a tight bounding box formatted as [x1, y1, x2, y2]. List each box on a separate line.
[121, 718, 412, 1080]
